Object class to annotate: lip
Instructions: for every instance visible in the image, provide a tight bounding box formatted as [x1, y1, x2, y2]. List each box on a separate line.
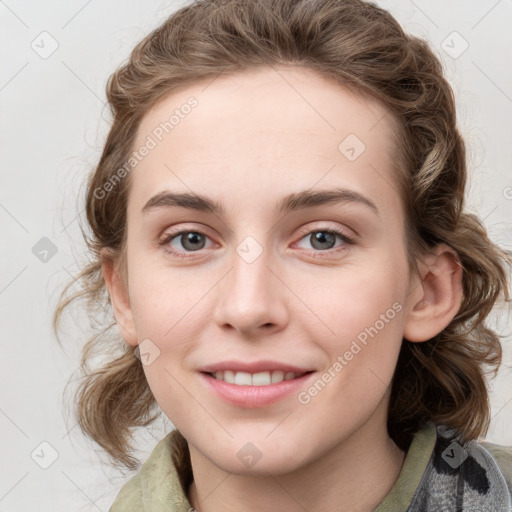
[199, 371, 316, 408]
[198, 360, 315, 374]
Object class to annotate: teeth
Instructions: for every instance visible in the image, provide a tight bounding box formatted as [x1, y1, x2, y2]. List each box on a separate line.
[211, 370, 305, 386]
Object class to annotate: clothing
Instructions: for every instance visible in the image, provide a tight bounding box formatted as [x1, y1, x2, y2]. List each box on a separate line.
[110, 421, 512, 511]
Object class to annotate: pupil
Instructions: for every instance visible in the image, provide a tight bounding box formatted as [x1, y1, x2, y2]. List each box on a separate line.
[184, 232, 204, 251]
[313, 231, 334, 250]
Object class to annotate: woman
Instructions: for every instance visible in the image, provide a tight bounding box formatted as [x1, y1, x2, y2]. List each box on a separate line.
[53, 0, 512, 510]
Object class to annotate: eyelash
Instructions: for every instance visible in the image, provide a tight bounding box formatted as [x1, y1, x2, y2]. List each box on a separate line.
[158, 226, 355, 260]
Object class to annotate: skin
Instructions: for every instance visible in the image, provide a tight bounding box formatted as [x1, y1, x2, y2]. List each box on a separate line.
[102, 65, 463, 512]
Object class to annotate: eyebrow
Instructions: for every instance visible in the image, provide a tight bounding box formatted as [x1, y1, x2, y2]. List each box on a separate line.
[141, 187, 379, 217]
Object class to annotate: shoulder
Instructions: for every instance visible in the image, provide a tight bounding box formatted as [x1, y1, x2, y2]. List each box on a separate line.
[433, 424, 512, 506]
[109, 430, 192, 512]
[407, 422, 512, 511]
[479, 439, 512, 495]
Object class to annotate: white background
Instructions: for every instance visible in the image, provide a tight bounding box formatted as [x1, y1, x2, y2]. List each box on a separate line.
[1, 1, 511, 510]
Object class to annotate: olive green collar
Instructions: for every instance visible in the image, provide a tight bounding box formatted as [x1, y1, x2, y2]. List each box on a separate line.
[374, 421, 437, 511]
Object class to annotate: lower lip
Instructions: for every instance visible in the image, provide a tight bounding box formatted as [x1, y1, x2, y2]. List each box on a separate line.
[199, 371, 316, 408]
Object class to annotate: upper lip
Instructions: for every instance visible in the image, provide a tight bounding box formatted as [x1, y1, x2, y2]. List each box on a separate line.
[199, 360, 315, 374]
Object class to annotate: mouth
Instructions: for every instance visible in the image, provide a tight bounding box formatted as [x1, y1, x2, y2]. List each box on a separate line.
[202, 370, 314, 386]
[199, 370, 317, 408]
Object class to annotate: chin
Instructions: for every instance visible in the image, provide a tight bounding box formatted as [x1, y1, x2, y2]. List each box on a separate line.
[204, 436, 310, 476]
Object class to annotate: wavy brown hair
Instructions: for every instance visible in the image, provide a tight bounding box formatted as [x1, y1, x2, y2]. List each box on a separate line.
[53, 0, 511, 470]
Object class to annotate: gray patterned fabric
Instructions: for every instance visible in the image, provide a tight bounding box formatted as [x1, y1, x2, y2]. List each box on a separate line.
[378, 423, 512, 511]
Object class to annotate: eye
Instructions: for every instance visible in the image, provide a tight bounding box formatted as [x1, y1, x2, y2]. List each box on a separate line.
[159, 229, 214, 258]
[294, 227, 355, 257]
[158, 226, 355, 259]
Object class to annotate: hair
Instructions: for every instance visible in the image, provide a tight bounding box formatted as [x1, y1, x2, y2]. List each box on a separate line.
[53, 0, 511, 470]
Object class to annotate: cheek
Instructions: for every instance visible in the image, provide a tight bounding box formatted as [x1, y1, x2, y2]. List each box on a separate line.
[127, 251, 203, 334]
[140, 356, 194, 429]
[127, 256, 211, 371]
[302, 258, 406, 382]
[297, 275, 405, 423]
[307, 264, 404, 334]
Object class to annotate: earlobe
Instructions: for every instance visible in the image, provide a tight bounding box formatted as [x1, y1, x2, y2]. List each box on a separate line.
[101, 249, 139, 347]
[403, 244, 463, 343]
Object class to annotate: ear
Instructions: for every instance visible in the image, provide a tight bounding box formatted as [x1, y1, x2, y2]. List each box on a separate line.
[101, 248, 138, 347]
[403, 243, 463, 342]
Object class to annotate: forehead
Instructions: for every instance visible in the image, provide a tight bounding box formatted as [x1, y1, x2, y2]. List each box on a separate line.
[128, 65, 400, 216]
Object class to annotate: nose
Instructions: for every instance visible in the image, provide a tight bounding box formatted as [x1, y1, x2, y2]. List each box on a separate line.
[212, 240, 288, 337]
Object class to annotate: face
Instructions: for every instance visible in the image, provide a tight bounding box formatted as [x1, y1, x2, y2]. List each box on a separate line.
[118, 65, 417, 474]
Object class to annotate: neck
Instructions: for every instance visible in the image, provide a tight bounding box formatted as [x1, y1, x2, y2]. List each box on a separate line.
[187, 416, 406, 512]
